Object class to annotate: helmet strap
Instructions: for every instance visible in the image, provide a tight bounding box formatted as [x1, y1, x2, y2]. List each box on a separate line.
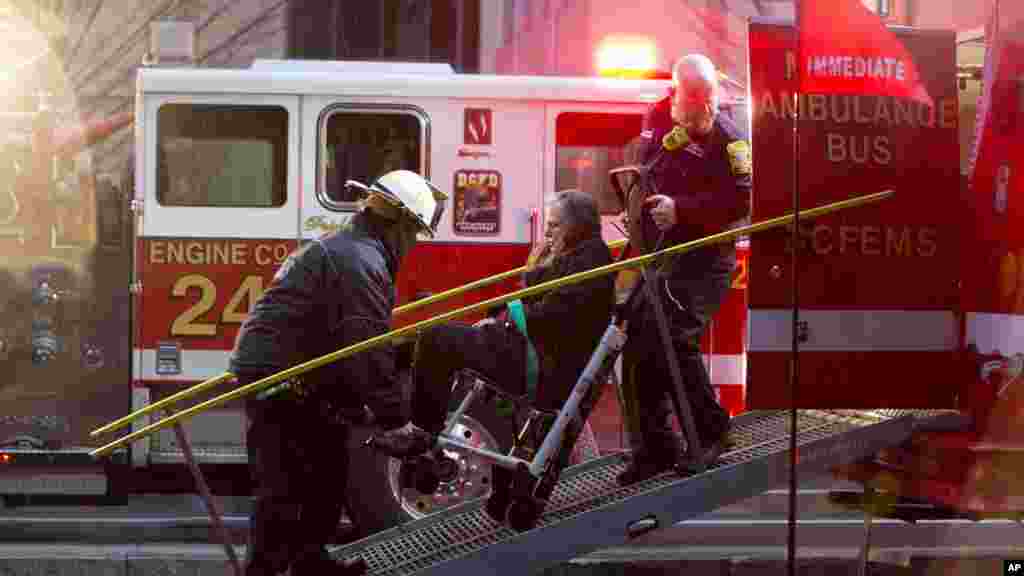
[365, 193, 402, 221]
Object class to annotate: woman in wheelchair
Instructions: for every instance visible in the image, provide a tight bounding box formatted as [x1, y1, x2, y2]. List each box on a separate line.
[369, 189, 615, 507]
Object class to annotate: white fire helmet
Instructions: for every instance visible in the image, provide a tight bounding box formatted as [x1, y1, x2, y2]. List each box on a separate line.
[347, 170, 448, 238]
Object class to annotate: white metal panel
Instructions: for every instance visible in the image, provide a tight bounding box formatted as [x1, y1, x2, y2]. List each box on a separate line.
[703, 354, 746, 387]
[967, 312, 1024, 355]
[749, 309, 958, 352]
[137, 349, 230, 381]
[302, 95, 546, 245]
[138, 67, 669, 105]
[0, 474, 107, 495]
[133, 81, 146, 390]
[140, 93, 300, 239]
[439, 98, 545, 244]
[151, 410, 246, 458]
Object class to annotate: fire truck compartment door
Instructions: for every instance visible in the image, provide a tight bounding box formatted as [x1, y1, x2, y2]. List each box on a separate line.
[137, 94, 299, 388]
[745, 20, 962, 410]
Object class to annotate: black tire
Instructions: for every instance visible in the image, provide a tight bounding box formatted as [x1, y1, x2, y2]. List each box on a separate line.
[343, 370, 518, 540]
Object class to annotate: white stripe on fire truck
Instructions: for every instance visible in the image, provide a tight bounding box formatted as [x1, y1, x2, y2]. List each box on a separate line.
[966, 312, 1024, 355]
[135, 349, 748, 386]
[135, 349, 232, 381]
[703, 354, 746, 387]
[748, 309, 957, 352]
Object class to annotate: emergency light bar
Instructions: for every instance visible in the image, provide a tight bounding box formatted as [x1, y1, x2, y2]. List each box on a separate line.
[595, 36, 669, 79]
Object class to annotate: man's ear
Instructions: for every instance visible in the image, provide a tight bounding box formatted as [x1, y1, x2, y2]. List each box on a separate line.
[366, 194, 401, 221]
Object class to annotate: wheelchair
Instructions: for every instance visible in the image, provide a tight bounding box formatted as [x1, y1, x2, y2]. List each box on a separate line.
[396, 321, 627, 532]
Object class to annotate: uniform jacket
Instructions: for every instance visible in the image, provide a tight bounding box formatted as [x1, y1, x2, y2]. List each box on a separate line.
[626, 100, 753, 346]
[521, 235, 615, 410]
[638, 94, 674, 166]
[229, 211, 406, 429]
[638, 106, 752, 279]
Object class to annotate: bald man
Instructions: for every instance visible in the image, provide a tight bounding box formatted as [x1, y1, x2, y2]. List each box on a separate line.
[618, 54, 751, 485]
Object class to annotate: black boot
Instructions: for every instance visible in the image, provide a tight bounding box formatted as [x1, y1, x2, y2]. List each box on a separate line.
[682, 419, 732, 473]
[245, 497, 300, 576]
[616, 436, 681, 486]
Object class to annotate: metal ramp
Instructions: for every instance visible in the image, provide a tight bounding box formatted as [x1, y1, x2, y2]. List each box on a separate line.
[329, 409, 965, 576]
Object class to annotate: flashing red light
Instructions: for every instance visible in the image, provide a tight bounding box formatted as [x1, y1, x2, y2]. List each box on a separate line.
[0, 454, 12, 464]
[595, 36, 664, 79]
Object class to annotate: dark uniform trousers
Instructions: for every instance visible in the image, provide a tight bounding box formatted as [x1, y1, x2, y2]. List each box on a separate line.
[411, 321, 527, 434]
[243, 378, 350, 576]
[621, 253, 733, 461]
[413, 320, 592, 504]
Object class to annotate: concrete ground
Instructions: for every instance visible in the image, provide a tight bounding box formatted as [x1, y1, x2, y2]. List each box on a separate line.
[1, 476, 1020, 574]
[0, 545, 1012, 576]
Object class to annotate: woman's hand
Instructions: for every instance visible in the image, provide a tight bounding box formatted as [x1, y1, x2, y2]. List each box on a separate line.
[526, 239, 553, 269]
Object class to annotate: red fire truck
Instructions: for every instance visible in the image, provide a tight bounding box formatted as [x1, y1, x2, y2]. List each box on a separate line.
[4, 16, 1016, 539]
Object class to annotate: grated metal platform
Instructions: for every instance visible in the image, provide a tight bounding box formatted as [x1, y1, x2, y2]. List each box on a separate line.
[329, 409, 965, 576]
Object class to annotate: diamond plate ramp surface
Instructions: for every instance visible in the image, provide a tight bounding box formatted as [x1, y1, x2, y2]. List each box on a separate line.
[330, 410, 961, 576]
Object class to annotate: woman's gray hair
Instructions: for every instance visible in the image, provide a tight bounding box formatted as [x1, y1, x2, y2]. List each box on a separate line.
[551, 188, 601, 245]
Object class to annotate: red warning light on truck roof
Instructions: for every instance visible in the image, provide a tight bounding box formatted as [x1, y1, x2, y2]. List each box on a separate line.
[595, 36, 663, 79]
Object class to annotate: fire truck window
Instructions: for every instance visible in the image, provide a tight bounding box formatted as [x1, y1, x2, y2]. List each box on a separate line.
[320, 112, 422, 209]
[555, 112, 643, 215]
[156, 104, 287, 208]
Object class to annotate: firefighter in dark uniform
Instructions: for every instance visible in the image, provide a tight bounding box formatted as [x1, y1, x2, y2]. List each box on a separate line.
[230, 170, 447, 576]
[617, 54, 752, 486]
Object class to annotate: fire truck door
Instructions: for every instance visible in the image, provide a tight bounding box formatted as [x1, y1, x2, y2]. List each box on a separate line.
[301, 98, 546, 317]
[745, 21, 962, 409]
[965, 46, 1024, 361]
[137, 95, 300, 389]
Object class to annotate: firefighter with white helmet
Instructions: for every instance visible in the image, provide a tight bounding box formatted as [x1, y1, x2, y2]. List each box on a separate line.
[229, 170, 446, 576]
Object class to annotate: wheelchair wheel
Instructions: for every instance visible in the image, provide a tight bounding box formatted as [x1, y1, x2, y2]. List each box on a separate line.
[434, 454, 460, 483]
